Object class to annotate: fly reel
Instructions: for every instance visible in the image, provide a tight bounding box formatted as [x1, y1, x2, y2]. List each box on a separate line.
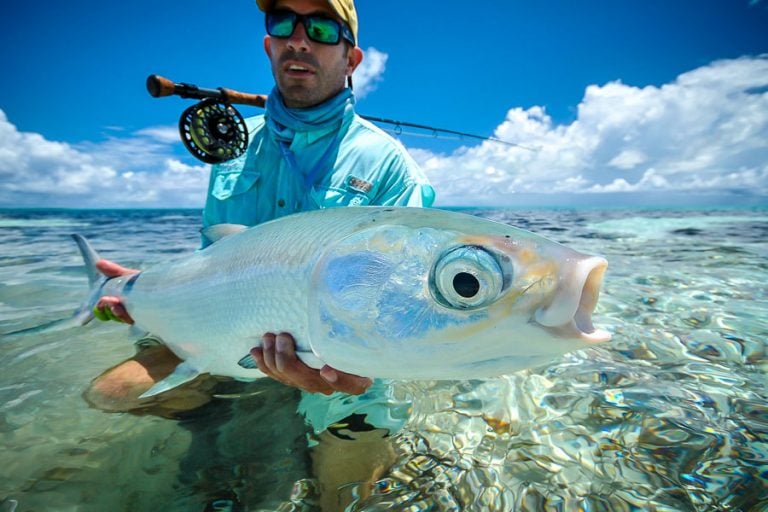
[179, 99, 249, 164]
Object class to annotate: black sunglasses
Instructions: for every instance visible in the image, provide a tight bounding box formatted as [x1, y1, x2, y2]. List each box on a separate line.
[266, 10, 355, 46]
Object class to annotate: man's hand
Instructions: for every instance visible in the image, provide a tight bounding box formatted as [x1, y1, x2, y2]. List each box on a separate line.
[92, 259, 139, 324]
[251, 332, 372, 395]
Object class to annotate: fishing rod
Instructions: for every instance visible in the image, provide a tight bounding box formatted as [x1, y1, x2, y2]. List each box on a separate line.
[359, 115, 525, 149]
[146, 75, 530, 164]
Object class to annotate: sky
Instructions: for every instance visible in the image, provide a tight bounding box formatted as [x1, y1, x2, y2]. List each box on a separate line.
[1, 0, 767, 208]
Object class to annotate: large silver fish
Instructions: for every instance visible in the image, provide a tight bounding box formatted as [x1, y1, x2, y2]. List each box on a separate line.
[72, 207, 610, 398]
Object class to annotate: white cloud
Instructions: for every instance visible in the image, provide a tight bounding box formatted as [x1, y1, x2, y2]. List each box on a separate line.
[0, 110, 208, 208]
[134, 126, 180, 144]
[353, 47, 388, 98]
[1, 56, 766, 209]
[608, 149, 647, 170]
[414, 55, 768, 206]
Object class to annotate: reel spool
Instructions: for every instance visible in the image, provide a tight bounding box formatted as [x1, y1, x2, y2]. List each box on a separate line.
[179, 99, 248, 164]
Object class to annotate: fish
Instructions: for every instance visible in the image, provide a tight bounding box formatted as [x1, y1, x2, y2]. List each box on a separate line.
[69, 207, 610, 398]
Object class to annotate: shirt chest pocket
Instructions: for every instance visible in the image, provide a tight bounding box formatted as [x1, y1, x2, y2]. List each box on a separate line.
[310, 185, 371, 208]
[211, 169, 261, 201]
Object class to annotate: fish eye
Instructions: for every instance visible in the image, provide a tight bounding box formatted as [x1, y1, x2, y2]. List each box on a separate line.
[453, 272, 480, 298]
[432, 246, 504, 309]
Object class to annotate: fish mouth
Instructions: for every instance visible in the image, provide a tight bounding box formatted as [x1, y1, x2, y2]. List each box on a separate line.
[534, 256, 611, 344]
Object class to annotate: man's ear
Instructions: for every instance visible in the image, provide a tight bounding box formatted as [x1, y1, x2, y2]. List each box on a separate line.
[264, 35, 272, 57]
[346, 46, 364, 76]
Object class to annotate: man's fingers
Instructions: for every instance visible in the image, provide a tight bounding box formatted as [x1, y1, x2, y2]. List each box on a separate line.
[252, 336, 302, 389]
[254, 333, 334, 394]
[252, 332, 370, 395]
[110, 302, 132, 323]
[272, 332, 338, 394]
[277, 358, 335, 395]
[274, 332, 295, 373]
[94, 297, 134, 324]
[320, 367, 372, 395]
[251, 347, 293, 387]
[260, 333, 278, 373]
[96, 259, 139, 278]
[252, 348, 332, 394]
[90, 260, 138, 325]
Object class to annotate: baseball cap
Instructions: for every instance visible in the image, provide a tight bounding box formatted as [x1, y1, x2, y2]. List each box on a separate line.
[256, 0, 358, 45]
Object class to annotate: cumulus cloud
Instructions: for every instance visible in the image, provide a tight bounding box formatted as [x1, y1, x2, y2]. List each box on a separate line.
[415, 55, 768, 205]
[353, 47, 388, 98]
[1, 55, 765, 209]
[0, 111, 208, 208]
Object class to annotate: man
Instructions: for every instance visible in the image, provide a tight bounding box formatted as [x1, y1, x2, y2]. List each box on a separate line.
[89, 0, 435, 508]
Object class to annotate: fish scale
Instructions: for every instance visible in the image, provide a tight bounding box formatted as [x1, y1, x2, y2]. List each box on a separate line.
[123, 210, 374, 376]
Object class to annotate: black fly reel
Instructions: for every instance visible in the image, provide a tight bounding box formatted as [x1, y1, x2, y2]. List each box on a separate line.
[179, 99, 248, 164]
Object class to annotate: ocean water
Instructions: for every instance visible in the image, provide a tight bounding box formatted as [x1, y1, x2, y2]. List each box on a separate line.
[0, 207, 766, 512]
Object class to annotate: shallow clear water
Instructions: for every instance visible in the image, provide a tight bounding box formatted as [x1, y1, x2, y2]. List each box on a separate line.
[0, 207, 766, 511]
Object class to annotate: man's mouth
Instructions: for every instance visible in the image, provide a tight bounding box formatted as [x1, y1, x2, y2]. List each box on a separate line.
[286, 63, 314, 75]
[279, 52, 319, 77]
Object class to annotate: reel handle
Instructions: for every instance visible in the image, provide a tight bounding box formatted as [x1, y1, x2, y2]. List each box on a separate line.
[146, 75, 267, 108]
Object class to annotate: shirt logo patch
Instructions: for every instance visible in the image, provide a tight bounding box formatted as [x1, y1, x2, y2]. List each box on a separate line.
[347, 176, 373, 194]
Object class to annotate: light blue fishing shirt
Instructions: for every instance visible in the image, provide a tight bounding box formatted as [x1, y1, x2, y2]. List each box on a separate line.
[203, 88, 434, 232]
[201, 88, 435, 436]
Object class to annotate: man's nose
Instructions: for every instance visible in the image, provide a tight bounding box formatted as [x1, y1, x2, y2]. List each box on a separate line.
[286, 22, 311, 51]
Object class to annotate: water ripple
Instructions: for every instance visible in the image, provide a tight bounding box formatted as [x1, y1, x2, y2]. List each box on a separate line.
[0, 207, 766, 511]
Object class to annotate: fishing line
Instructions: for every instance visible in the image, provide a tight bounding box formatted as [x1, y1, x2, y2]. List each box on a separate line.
[360, 115, 535, 151]
[378, 127, 537, 150]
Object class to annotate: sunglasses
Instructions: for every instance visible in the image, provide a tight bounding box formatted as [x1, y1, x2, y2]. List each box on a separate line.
[266, 10, 355, 46]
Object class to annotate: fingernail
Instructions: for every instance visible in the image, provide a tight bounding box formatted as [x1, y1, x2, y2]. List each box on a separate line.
[262, 336, 274, 350]
[320, 367, 338, 383]
[276, 336, 288, 354]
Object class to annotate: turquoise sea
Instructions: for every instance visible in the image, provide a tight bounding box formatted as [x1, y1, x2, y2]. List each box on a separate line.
[0, 207, 766, 511]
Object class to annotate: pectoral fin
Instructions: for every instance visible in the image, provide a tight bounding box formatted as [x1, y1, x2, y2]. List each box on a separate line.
[138, 362, 201, 399]
[237, 354, 258, 370]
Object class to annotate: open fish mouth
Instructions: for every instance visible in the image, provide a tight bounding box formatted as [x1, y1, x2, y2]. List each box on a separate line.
[535, 256, 611, 344]
[574, 257, 611, 343]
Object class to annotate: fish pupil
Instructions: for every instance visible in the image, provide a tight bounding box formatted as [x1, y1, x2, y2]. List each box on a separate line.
[453, 272, 480, 298]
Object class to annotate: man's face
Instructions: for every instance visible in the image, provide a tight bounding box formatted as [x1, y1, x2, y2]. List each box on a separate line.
[264, 0, 362, 108]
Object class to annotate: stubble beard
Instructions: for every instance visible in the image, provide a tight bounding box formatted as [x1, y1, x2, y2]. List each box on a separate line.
[274, 50, 349, 108]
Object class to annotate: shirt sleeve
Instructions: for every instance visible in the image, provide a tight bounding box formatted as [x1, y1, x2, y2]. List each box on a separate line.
[373, 146, 436, 208]
[380, 180, 436, 207]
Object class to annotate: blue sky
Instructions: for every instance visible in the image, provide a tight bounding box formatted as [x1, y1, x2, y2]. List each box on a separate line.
[1, 0, 767, 208]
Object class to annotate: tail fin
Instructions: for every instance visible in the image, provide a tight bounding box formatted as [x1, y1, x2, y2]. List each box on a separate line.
[1, 235, 106, 337]
[70, 234, 109, 327]
[72, 234, 103, 289]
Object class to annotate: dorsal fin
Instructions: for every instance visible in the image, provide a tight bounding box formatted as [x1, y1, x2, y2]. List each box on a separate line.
[201, 224, 248, 245]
